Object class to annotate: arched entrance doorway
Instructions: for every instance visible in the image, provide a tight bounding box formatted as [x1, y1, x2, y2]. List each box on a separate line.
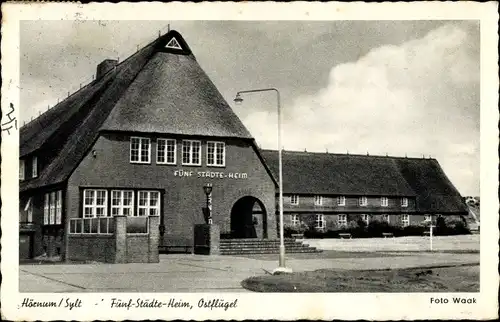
[230, 196, 267, 239]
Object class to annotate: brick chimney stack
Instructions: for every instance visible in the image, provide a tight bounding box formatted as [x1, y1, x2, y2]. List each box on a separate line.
[96, 59, 118, 79]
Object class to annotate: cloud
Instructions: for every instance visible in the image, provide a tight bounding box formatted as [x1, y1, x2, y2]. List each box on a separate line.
[244, 23, 479, 195]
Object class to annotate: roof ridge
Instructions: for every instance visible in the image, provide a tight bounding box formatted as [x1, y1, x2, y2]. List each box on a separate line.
[260, 149, 436, 161]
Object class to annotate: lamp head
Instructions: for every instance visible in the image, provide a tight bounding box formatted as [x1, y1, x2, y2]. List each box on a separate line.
[203, 183, 213, 195]
[233, 93, 243, 105]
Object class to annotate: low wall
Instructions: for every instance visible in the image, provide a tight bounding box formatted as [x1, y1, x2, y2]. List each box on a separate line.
[68, 235, 115, 262]
[126, 235, 150, 263]
[303, 235, 480, 252]
[67, 215, 159, 263]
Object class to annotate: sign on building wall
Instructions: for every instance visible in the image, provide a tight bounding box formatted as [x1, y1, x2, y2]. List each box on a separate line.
[173, 169, 248, 179]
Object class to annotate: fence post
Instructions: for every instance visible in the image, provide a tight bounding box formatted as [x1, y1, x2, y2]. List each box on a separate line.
[114, 215, 127, 263]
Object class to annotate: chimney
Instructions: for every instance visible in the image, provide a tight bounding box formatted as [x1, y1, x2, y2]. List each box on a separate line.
[96, 59, 118, 79]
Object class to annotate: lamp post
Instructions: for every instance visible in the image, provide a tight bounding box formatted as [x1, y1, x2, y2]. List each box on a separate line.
[203, 183, 213, 225]
[234, 88, 291, 273]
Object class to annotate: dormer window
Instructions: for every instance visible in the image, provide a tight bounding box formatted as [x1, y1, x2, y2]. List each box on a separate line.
[32, 156, 38, 178]
[290, 195, 299, 205]
[19, 160, 25, 181]
[130, 137, 151, 164]
[401, 197, 409, 208]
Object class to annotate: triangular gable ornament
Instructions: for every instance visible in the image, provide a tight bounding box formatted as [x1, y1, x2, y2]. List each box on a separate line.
[165, 37, 182, 50]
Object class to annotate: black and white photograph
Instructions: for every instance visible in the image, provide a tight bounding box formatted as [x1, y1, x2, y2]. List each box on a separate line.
[1, 2, 498, 321]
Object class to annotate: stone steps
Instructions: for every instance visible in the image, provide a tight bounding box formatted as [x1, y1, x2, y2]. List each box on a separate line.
[219, 238, 321, 255]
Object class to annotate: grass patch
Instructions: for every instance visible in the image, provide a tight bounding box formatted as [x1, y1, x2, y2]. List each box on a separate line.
[241, 265, 479, 292]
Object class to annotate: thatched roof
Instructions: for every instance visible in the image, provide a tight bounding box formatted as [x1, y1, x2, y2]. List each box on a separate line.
[20, 30, 254, 192]
[260, 150, 468, 214]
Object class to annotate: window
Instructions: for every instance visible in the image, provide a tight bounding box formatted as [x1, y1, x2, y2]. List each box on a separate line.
[290, 195, 299, 205]
[182, 140, 201, 166]
[382, 214, 390, 223]
[111, 190, 134, 216]
[338, 214, 347, 226]
[362, 214, 370, 225]
[381, 197, 388, 207]
[402, 214, 410, 227]
[424, 214, 432, 222]
[337, 196, 346, 206]
[315, 214, 326, 230]
[157, 139, 176, 165]
[49, 191, 56, 224]
[314, 195, 323, 206]
[359, 196, 368, 206]
[83, 189, 108, 218]
[24, 198, 33, 223]
[291, 214, 299, 226]
[401, 197, 409, 207]
[44, 191, 63, 224]
[138, 191, 160, 216]
[44, 194, 49, 225]
[130, 137, 151, 163]
[207, 141, 225, 166]
[19, 160, 25, 180]
[55, 191, 62, 224]
[32, 156, 38, 178]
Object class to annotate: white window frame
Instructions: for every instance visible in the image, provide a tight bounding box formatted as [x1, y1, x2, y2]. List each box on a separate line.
[359, 196, 368, 207]
[291, 214, 299, 226]
[157, 139, 176, 165]
[182, 140, 202, 166]
[32, 156, 38, 178]
[49, 191, 56, 224]
[290, 195, 299, 205]
[424, 214, 432, 222]
[337, 196, 346, 206]
[381, 197, 388, 207]
[55, 190, 62, 224]
[337, 214, 347, 226]
[361, 214, 370, 225]
[314, 195, 323, 206]
[401, 197, 409, 208]
[315, 214, 326, 230]
[138, 191, 161, 217]
[206, 141, 226, 167]
[24, 197, 33, 223]
[44, 194, 49, 225]
[130, 137, 151, 164]
[19, 160, 25, 181]
[111, 190, 135, 217]
[83, 189, 108, 218]
[382, 214, 390, 223]
[402, 214, 410, 227]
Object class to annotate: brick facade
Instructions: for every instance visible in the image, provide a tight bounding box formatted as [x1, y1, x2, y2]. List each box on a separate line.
[66, 132, 276, 253]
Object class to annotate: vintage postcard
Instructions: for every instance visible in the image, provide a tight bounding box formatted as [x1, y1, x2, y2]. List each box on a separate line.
[1, 1, 498, 320]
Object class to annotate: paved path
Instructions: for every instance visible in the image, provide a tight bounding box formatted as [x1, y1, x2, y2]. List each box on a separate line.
[19, 251, 479, 293]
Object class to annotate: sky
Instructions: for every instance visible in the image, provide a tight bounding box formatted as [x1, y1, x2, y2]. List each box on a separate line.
[20, 20, 480, 196]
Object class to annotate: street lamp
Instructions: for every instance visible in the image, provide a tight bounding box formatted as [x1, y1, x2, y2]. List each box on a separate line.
[234, 88, 291, 274]
[203, 183, 213, 225]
